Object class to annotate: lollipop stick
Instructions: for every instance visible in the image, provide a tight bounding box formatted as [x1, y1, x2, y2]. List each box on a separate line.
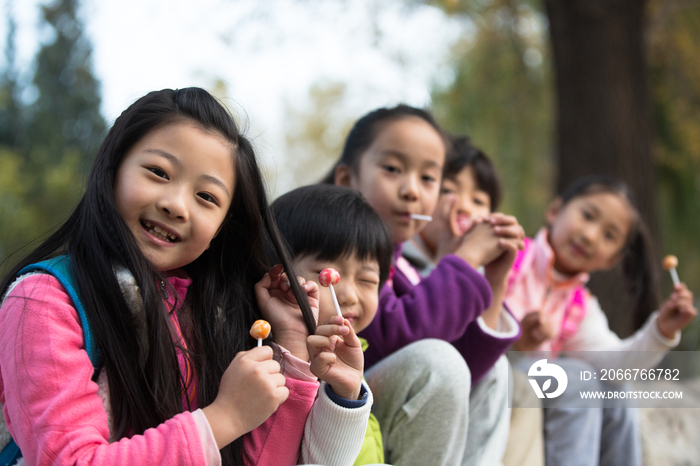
[329, 284, 342, 317]
[257, 338, 263, 347]
[670, 268, 681, 287]
[410, 214, 432, 222]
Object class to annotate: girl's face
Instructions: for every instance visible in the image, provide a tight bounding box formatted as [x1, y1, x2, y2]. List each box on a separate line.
[294, 253, 381, 333]
[547, 191, 633, 275]
[114, 121, 235, 271]
[421, 165, 492, 253]
[337, 117, 445, 244]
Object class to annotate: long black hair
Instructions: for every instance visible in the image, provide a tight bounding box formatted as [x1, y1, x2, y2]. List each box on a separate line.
[0, 88, 315, 465]
[321, 104, 445, 184]
[557, 175, 658, 329]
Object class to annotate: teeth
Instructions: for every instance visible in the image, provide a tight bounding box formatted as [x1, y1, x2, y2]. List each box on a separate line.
[142, 221, 177, 242]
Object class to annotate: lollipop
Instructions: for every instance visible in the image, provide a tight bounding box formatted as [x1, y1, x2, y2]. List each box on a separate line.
[410, 214, 432, 222]
[663, 255, 680, 286]
[250, 319, 271, 347]
[319, 268, 342, 317]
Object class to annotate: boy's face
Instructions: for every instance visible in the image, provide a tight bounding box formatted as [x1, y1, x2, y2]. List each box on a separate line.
[421, 165, 492, 252]
[293, 253, 381, 333]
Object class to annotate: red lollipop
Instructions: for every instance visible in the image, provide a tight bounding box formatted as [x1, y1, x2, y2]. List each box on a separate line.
[319, 268, 342, 317]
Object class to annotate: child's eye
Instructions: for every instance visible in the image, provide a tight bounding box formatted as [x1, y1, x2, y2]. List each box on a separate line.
[581, 209, 593, 220]
[148, 167, 169, 179]
[382, 165, 400, 174]
[359, 278, 379, 287]
[474, 198, 486, 206]
[197, 192, 218, 205]
[441, 187, 454, 195]
[422, 175, 436, 183]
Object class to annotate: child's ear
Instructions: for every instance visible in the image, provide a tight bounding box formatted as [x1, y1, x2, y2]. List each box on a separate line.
[545, 197, 563, 225]
[334, 165, 353, 187]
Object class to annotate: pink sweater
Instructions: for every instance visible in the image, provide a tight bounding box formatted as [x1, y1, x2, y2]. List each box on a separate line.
[0, 272, 319, 466]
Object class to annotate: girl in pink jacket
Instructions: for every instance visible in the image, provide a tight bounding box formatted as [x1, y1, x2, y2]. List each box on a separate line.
[0, 88, 370, 466]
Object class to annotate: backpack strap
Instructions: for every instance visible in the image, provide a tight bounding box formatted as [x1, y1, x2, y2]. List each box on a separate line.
[507, 236, 532, 290]
[0, 441, 21, 466]
[17, 256, 100, 369]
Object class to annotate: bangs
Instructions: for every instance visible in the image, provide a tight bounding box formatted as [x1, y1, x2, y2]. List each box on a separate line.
[272, 185, 393, 287]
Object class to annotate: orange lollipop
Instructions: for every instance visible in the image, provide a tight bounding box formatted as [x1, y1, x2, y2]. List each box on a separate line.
[663, 255, 680, 286]
[250, 319, 271, 347]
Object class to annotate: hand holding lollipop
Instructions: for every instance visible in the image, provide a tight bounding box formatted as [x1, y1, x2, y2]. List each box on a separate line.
[319, 268, 342, 317]
[250, 319, 271, 347]
[663, 255, 680, 286]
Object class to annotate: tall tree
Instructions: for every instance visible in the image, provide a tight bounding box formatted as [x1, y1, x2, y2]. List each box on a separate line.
[26, 0, 105, 166]
[0, 2, 22, 148]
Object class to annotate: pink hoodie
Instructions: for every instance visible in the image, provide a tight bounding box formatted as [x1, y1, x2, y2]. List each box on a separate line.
[0, 272, 319, 466]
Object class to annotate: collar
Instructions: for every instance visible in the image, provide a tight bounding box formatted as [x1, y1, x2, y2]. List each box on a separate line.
[534, 228, 589, 288]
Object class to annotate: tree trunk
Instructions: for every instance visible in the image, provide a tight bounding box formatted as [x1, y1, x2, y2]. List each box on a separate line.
[545, 0, 659, 336]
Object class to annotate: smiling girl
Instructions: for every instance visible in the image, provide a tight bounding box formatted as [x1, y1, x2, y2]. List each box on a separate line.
[0, 88, 367, 466]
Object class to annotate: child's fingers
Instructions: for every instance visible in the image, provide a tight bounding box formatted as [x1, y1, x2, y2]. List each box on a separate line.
[339, 318, 361, 348]
[493, 223, 525, 240]
[314, 321, 350, 338]
[307, 335, 336, 358]
[245, 345, 275, 362]
[269, 264, 284, 282]
[310, 351, 337, 375]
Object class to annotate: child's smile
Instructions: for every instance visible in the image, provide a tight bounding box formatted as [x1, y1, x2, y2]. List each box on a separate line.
[547, 192, 632, 275]
[113, 122, 235, 271]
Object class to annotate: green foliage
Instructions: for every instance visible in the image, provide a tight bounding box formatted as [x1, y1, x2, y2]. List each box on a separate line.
[0, 0, 104, 272]
[282, 82, 354, 190]
[27, 0, 106, 165]
[431, 0, 554, 235]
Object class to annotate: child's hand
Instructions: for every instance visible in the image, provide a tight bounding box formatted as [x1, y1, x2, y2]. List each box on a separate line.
[453, 221, 502, 269]
[657, 283, 697, 339]
[202, 346, 288, 449]
[514, 310, 554, 351]
[307, 315, 364, 401]
[483, 213, 525, 290]
[255, 264, 320, 360]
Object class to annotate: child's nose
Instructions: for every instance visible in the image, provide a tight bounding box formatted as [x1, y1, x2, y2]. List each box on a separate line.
[399, 175, 419, 202]
[335, 282, 359, 307]
[157, 189, 188, 221]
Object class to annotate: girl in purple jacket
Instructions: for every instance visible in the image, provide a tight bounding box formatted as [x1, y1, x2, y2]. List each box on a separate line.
[323, 105, 524, 465]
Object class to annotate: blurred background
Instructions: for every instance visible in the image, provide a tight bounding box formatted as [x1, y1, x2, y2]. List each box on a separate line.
[0, 0, 698, 346]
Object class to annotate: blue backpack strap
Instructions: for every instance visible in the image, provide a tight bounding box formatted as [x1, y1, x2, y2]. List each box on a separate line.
[1, 257, 101, 466]
[17, 256, 100, 369]
[0, 440, 21, 466]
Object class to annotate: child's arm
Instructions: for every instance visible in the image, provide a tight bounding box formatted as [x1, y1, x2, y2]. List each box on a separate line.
[359, 254, 493, 368]
[0, 274, 229, 465]
[307, 315, 364, 401]
[656, 283, 697, 339]
[480, 213, 525, 329]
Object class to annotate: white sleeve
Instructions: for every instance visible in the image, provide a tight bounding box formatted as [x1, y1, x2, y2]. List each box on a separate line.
[477, 306, 520, 339]
[561, 296, 680, 371]
[300, 381, 372, 466]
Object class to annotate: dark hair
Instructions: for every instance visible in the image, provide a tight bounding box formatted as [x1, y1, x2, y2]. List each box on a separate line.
[0, 88, 314, 465]
[557, 175, 658, 328]
[321, 104, 445, 183]
[444, 134, 502, 211]
[272, 185, 393, 289]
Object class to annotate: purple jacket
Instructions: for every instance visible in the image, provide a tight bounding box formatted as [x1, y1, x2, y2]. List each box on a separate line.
[359, 245, 521, 385]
